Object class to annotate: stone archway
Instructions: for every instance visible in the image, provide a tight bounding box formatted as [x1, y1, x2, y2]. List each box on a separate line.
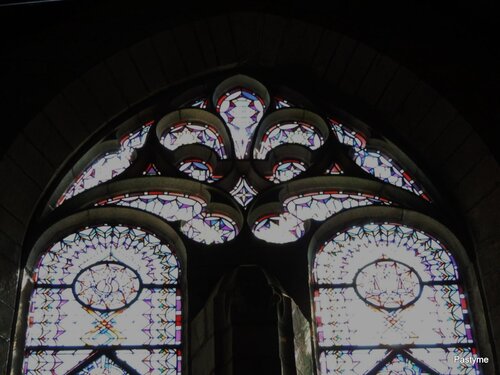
[1, 12, 498, 374]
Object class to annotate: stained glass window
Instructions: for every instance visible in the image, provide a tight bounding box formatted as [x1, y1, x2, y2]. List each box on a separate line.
[352, 149, 431, 201]
[160, 122, 227, 159]
[57, 123, 152, 206]
[230, 176, 258, 207]
[329, 119, 430, 201]
[216, 87, 266, 159]
[178, 160, 219, 183]
[96, 193, 239, 245]
[24, 225, 182, 374]
[180, 212, 238, 244]
[143, 163, 161, 176]
[325, 163, 344, 175]
[312, 223, 478, 374]
[274, 97, 293, 109]
[31, 74, 484, 374]
[254, 122, 324, 159]
[252, 192, 391, 244]
[189, 98, 208, 109]
[268, 160, 307, 183]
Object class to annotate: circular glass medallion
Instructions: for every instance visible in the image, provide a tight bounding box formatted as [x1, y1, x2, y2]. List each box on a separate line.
[354, 259, 422, 310]
[73, 262, 141, 311]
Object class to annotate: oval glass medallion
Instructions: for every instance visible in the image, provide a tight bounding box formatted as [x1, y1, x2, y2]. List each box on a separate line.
[354, 259, 422, 310]
[73, 261, 141, 311]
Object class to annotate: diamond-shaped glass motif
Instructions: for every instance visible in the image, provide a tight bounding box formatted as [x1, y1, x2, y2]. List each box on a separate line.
[230, 176, 258, 207]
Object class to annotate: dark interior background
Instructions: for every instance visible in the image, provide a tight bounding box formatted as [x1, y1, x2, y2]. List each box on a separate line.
[0, 0, 498, 160]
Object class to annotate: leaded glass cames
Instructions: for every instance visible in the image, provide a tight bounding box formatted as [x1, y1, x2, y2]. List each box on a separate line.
[23, 74, 482, 375]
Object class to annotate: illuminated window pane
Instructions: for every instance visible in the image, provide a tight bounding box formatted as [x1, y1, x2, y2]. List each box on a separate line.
[312, 223, 477, 374]
[330, 119, 430, 201]
[329, 119, 366, 148]
[268, 160, 306, 183]
[178, 160, 219, 183]
[284, 192, 391, 222]
[180, 212, 238, 244]
[325, 162, 344, 175]
[160, 122, 227, 159]
[274, 97, 293, 109]
[253, 212, 305, 244]
[252, 193, 390, 244]
[58, 123, 152, 206]
[230, 176, 258, 207]
[216, 88, 265, 159]
[143, 163, 161, 176]
[352, 149, 430, 201]
[254, 122, 324, 159]
[189, 98, 208, 109]
[24, 225, 182, 374]
[97, 192, 205, 222]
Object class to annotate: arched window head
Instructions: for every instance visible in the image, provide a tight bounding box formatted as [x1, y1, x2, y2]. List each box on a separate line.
[51, 74, 435, 228]
[22, 210, 185, 375]
[310, 207, 479, 375]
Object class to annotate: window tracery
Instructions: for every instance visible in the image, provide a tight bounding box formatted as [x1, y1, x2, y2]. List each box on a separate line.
[311, 212, 478, 374]
[23, 74, 483, 374]
[24, 223, 183, 374]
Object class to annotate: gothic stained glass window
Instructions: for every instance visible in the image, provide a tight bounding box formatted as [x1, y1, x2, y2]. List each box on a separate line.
[23, 225, 182, 375]
[311, 223, 478, 375]
[38, 74, 485, 374]
[96, 192, 239, 245]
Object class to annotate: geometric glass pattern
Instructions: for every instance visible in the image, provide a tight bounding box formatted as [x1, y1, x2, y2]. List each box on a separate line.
[325, 162, 344, 175]
[268, 160, 306, 183]
[178, 160, 219, 183]
[252, 212, 305, 244]
[40, 75, 482, 375]
[230, 176, 258, 208]
[97, 192, 238, 245]
[97, 192, 206, 222]
[329, 119, 366, 148]
[216, 88, 266, 159]
[73, 262, 141, 312]
[274, 97, 293, 109]
[253, 192, 391, 244]
[330, 119, 430, 201]
[352, 149, 431, 201]
[253, 122, 324, 159]
[284, 191, 391, 222]
[180, 212, 239, 244]
[312, 223, 478, 374]
[24, 225, 182, 374]
[57, 123, 152, 206]
[160, 122, 227, 159]
[189, 98, 208, 109]
[143, 163, 161, 176]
